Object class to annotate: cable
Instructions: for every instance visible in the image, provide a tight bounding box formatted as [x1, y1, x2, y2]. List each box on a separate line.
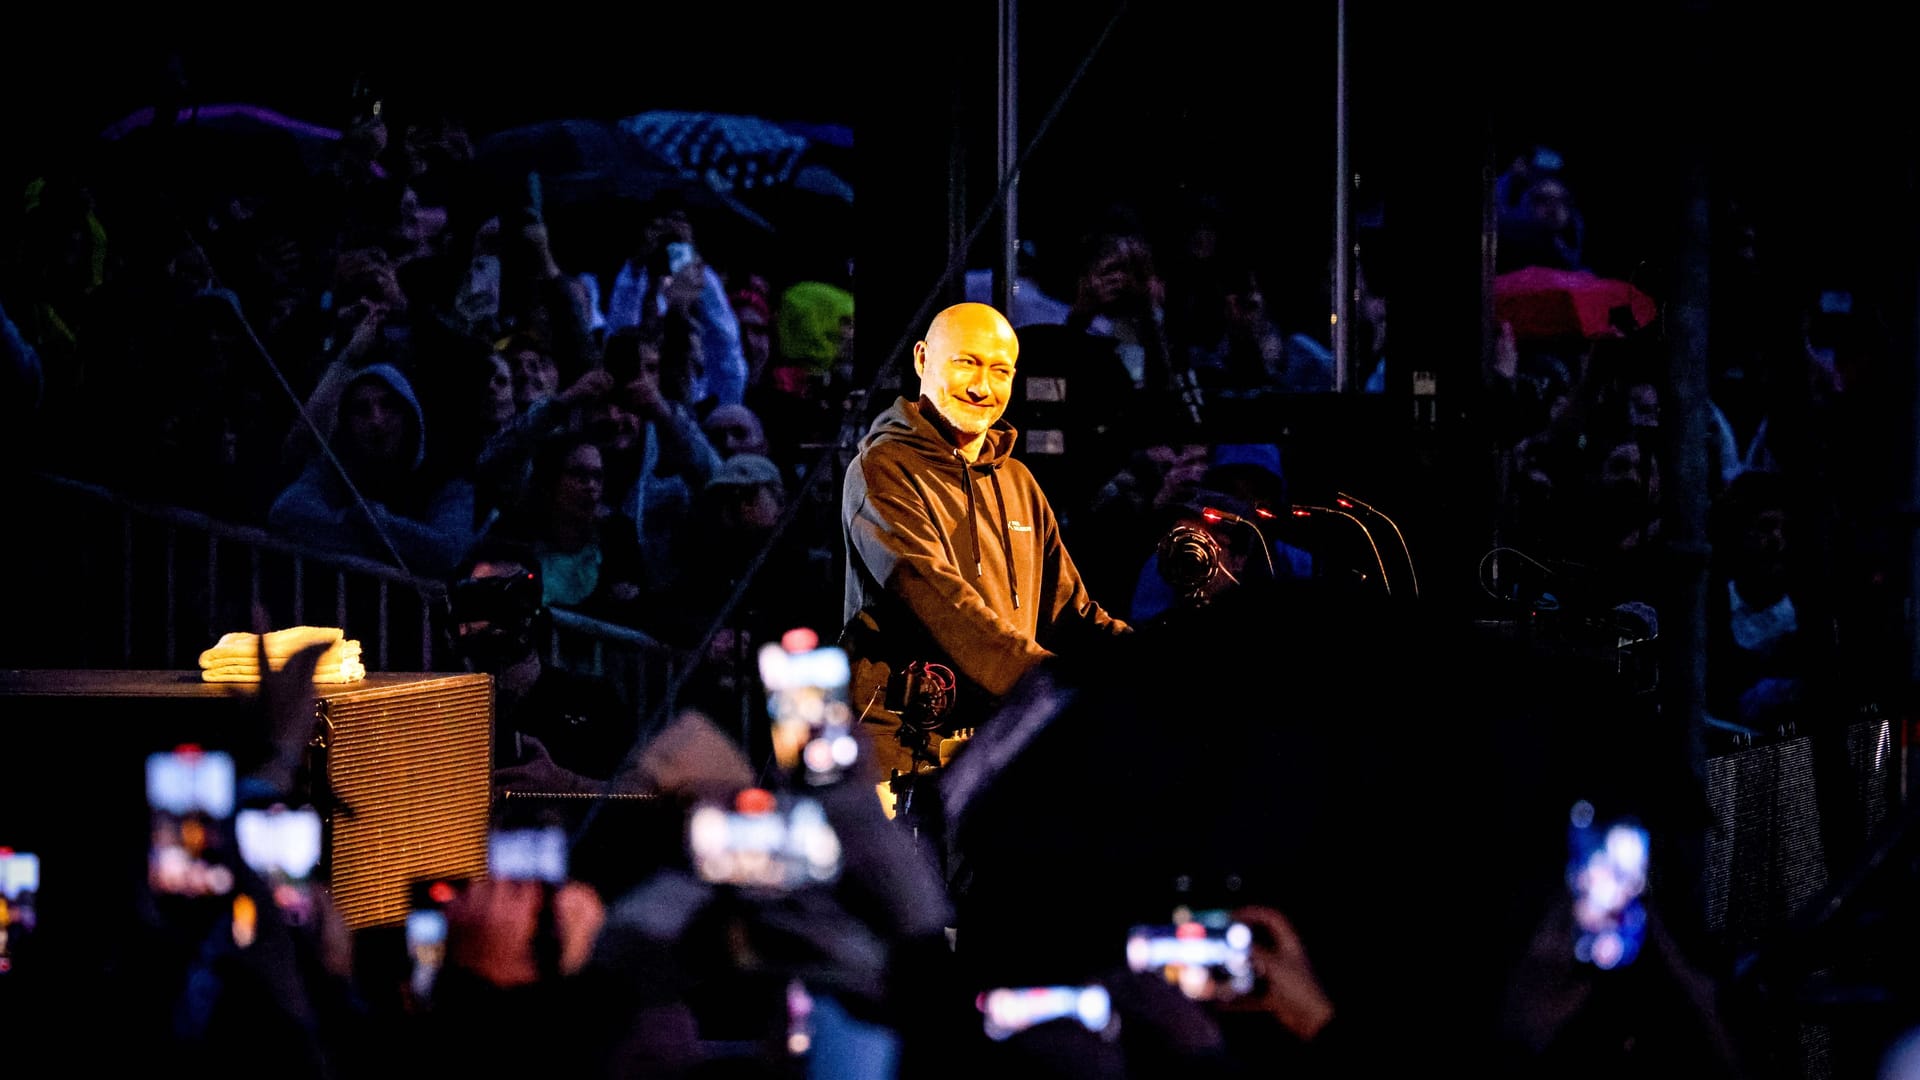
[1476, 544, 1565, 603]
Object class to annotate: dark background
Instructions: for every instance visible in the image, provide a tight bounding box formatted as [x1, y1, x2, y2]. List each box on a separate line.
[4, 3, 1913, 603]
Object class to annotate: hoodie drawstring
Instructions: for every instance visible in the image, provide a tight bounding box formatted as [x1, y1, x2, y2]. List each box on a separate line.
[958, 454, 1021, 610]
[959, 451, 984, 580]
[987, 464, 1020, 610]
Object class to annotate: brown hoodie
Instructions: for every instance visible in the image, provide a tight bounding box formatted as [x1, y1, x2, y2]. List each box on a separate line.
[840, 395, 1128, 777]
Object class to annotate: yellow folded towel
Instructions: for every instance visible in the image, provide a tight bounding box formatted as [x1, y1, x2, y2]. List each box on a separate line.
[202, 662, 367, 684]
[197, 626, 346, 667]
[199, 658, 365, 677]
[196, 626, 366, 684]
[200, 642, 360, 671]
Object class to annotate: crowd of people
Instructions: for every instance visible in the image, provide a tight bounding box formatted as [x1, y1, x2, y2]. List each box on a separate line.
[3, 49, 1918, 1080]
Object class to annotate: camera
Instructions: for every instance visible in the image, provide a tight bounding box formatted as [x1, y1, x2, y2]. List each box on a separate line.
[1125, 907, 1255, 1002]
[404, 876, 466, 1006]
[235, 804, 324, 926]
[489, 825, 570, 885]
[1567, 800, 1649, 970]
[758, 637, 858, 784]
[449, 571, 543, 628]
[687, 790, 841, 891]
[0, 848, 40, 975]
[147, 747, 238, 899]
[977, 985, 1114, 1041]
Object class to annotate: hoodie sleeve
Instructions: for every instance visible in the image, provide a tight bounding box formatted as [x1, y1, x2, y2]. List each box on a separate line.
[652, 400, 722, 487]
[267, 466, 475, 579]
[845, 446, 1054, 698]
[694, 265, 747, 408]
[1030, 484, 1131, 645]
[363, 476, 477, 579]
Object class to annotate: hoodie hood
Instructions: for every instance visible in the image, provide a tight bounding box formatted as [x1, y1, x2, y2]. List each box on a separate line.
[860, 394, 1018, 467]
[332, 362, 427, 471]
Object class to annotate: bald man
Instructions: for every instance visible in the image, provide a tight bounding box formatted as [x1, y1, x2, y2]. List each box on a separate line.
[840, 302, 1131, 780]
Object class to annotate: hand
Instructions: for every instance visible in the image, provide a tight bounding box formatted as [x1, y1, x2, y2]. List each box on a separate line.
[559, 368, 615, 407]
[625, 367, 671, 422]
[515, 221, 563, 278]
[1492, 319, 1520, 381]
[335, 300, 386, 364]
[1217, 904, 1336, 1042]
[551, 880, 606, 976]
[444, 878, 544, 988]
[250, 604, 331, 796]
[660, 261, 705, 312]
[634, 709, 754, 803]
[495, 734, 594, 797]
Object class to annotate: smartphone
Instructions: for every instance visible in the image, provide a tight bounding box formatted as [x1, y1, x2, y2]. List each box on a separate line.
[1567, 801, 1649, 970]
[687, 790, 842, 890]
[0, 848, 39, 975]
[758, 636, 858, 784]
[666, 241, 696, 275]
[977, 985, 1113, 1042]
[146, 747, 238, 898]
[235, 805, 324, 927]
[488, 825, 569, 884]
[405, 876, 465, 1006]
[1125, 907, 1255, 1002]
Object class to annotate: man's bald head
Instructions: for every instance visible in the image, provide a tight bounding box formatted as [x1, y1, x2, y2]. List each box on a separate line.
[915, 303, 1020, 459]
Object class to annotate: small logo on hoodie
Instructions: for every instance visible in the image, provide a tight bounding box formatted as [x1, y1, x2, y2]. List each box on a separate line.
[1007, 520, 1033, 533]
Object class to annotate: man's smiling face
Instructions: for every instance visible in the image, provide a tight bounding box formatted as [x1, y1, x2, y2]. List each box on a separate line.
[916, 303, 1019, 454]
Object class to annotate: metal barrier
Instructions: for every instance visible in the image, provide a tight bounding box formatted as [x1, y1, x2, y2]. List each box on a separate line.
[13, 471, 683, 719]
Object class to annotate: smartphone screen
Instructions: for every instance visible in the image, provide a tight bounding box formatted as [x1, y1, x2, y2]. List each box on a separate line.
[488, 826, 569, 884]
[236, 805, 324, 926]
[977, 985, 1113, 1041]
[0, 848, 40, 975]
[405, 877, 464, 1007]
[758, 635, 857, 784]
[666, 241, 696, 275]
[1125, 907, 1255, 1002]
[687, 790, 842, 890]
[1568, 801, 1649, 970]
[146, 748, 238, 898]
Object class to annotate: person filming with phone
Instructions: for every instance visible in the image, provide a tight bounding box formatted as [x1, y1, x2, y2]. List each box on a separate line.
[604, 200, 749, 414]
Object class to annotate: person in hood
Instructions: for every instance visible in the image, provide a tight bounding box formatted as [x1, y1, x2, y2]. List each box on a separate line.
[267, 362, 477, 578]
[840, 302, 1131, 781]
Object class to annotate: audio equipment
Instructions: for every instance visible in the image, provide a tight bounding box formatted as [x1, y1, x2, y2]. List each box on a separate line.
[0, 669, 493, 931]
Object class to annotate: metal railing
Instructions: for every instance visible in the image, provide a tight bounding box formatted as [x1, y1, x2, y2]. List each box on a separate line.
[14, 471, 682, 715]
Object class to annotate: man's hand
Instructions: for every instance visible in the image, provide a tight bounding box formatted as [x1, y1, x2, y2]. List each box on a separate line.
[495, 734, 595, 797]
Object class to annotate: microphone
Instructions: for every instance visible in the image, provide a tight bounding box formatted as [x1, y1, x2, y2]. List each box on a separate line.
[1157, 524, 1229, 606]
[1290, 504, 1392, 597]
[1198, 506, 1275, 578]
[1333, 492, 1419, 598]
